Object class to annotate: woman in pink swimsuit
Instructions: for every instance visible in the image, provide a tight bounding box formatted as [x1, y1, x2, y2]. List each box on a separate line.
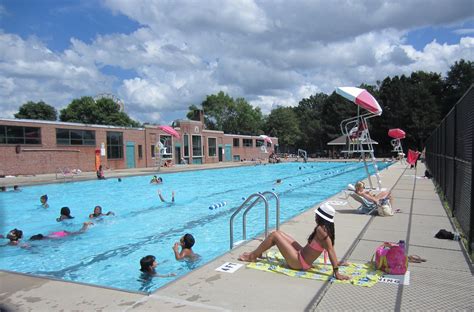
[239, 202, 350, 280]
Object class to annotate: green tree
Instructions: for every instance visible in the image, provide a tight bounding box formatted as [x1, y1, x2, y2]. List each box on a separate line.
[188, 91, 264, 134]
[441, 59, 474, 117]
[14, 101, 57, 121]
[60, 96, 140, 127]
[264, 106, 301, 152]
[293, 93, 327, 152]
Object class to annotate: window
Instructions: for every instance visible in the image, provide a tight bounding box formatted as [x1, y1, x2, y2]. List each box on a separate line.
[256, 139, 264, 147]
[192, 135, 202, 157]
[56, 129, 95, 145]
[243, 138, 253, 147]
[183, 134, 189, 157]
[106, 131, 123, 159]
[138, 145, 143, 159]
[151, 145, 155, 158]
[0, 125, 41, 144]
[208, 138, 217, 157]
[233, 138, 240, 147]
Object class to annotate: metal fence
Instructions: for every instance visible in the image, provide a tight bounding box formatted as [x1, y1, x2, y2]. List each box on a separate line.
[425, 85, 473, 253]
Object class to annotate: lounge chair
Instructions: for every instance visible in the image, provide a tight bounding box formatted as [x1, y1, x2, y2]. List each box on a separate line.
[349, 192, 378, 215]
[56, 167, 77, 180]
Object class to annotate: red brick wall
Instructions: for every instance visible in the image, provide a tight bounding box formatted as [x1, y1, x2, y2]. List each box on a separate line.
[0, 119, 278, 175]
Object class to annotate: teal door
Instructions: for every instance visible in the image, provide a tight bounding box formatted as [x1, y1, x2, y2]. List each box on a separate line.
[126, 141, 136, 168]
[225, 144, 232, 162]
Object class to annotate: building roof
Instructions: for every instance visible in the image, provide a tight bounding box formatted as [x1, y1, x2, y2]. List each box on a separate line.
[327, 135, 378, 145]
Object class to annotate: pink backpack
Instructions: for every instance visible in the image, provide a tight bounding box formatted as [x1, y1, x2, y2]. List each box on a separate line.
[373, 242, 408, 275]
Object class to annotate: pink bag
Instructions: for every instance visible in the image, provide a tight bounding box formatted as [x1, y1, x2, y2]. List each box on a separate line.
[373, 242, 408, 275]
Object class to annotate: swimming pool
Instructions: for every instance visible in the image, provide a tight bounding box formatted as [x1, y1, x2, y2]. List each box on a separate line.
[0, 162, 390, 292]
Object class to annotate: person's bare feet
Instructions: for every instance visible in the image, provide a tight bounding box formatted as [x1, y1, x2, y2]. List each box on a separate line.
[238, 252, 257, 262]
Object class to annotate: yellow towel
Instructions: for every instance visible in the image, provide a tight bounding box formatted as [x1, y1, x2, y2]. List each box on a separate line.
[246, 251, 383, 287]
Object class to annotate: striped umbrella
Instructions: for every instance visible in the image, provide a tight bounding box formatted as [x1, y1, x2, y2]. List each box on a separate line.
[335, 87, 382, 116]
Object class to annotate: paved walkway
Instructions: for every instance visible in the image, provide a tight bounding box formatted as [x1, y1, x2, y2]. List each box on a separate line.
[1, 162, 472, 311]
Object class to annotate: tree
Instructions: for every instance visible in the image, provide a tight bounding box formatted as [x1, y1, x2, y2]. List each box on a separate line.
[293, 93, 327, 152]
[441, 59, 474, 117]
[187, 91, 264, 134]
[14, 101, 57, 121]
[60, 96, 140, 127]
[264, 106, 302, 152]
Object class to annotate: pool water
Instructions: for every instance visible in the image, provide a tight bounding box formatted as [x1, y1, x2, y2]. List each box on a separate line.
[0, 162, 390, 292]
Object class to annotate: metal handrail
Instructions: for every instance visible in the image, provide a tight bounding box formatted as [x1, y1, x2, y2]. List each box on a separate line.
[229, 191, 280, 249]
[229, 193, 268, 249]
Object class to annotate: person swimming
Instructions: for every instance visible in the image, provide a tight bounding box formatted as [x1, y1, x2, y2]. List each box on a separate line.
[173, 233, 197, 260]
[5, 228, 23, 246]
[89, 205, 115, 219]
[139, 255, 176, 278]
[40, 194, 49, 208]
[29, 222, 93, 240]
[56, 207, 74, 222]
[158, 190, 175, 203]
[150, 176, 163, 184]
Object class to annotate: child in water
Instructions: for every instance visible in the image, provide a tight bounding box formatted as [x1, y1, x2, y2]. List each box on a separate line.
[89, 205, 115, 219]
[40, 194, 49, 208]
[173, 233, 197, 260]
[139, 255, 176, 277]
[56, 207, 74, 222]
[29, 222, 93, 240]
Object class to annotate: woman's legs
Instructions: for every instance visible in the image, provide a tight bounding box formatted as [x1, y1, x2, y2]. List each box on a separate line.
[239, 230, 301, 269]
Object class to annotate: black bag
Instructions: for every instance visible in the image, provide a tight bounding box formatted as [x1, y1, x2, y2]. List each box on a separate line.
[435, 229, 454, 240]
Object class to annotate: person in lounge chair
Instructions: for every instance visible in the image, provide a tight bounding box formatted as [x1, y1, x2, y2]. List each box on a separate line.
[238, 203, 350, 280]
[354, 181, 392, 206]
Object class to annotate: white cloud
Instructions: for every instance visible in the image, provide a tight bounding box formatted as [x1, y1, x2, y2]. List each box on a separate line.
[453, 28, 474, 35]
[1, 1, 473, 124]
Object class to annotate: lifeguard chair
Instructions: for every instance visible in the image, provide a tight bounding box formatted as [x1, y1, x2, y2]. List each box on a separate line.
[259, 135, 272, 154]
[388, 128, 406, 163]
[336, 87, 383, 190]
[155, 125, 180, 170]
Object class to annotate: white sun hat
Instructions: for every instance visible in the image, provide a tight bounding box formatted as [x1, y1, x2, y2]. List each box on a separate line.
[314, 202, 336, 223]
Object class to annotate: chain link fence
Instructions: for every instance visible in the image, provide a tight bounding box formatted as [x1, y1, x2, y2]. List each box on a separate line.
[425, 84, 473, 254]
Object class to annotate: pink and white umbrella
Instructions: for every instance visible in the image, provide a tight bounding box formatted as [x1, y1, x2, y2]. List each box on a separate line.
[259, 135, 272, 144]
[158, 125, 180, 139]
[388, 128, 406, 139]
[336, 87, 382, 116]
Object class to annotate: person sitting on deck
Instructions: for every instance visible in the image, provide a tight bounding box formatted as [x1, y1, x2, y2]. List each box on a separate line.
[354, 181, 392, 206]
[97, 165, 106, 180]
[238, 203, 350, 280]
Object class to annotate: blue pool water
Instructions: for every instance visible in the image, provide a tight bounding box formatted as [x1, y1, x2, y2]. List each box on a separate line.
[0, 162, 390, 292]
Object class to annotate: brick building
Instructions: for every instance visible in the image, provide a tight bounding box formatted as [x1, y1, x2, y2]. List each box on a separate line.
[0, 115, 278, 176]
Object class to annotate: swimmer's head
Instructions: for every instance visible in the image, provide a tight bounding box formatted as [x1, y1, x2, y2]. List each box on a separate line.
[276, 179, 282, 184]
[40, 194, 48, 203]
[59, 207, 73, 218]
[118, 178, 122, 182]
[7, 228, 23, 241]
[181, 233, 195, 249]
[94, 205, 102, 214]
[30, 234, 44, 241]
[158, 177, 163, 182]
[140, 255, 157, 273]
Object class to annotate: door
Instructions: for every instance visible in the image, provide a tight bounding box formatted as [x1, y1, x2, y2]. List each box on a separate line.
[175, 146, 181, 164]
[218, 146, 223, 162]
[126, 141, 136, 168]
[225, 144, 232, 162]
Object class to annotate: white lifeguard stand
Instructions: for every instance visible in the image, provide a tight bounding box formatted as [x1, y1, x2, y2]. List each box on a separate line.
[388, 128, 406, 164]
[336, 87, 383, 190]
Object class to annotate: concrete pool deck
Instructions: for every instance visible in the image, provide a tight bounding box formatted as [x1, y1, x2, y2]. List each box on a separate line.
[1, 161, 472, 311]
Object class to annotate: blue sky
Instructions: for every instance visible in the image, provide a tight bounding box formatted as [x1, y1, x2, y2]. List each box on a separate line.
[1, 0, 473, 124]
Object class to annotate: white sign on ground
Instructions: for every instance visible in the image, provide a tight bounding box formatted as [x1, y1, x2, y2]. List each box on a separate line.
[379, 271, 410, 285]
[215, 262, 243, 273]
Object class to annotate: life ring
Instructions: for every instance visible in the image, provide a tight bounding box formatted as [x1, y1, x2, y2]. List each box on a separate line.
[209, 201, 227, 210]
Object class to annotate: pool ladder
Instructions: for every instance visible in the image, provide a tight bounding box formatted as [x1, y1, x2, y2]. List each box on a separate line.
[229, 191, 280, 249]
